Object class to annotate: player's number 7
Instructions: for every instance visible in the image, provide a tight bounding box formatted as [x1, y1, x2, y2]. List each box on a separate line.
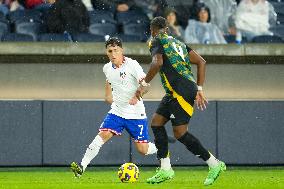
[138, 125, 143, 135]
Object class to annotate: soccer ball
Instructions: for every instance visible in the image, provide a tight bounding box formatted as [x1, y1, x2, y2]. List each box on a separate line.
[117, 163, 139, 183]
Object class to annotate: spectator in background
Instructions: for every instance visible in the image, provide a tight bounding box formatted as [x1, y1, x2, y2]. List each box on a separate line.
[235, 0, 276, 42]
[168, 0, 196, 28]
[16, 0, 54, 10]
[0, 0, 11, 15]
[200, 0, 238, 35]
[184, 5, 227, 44]
[134, 0, 167, 19]
[90, 0, 142, 13]
[46, 0, 89, 35]
[164, 8, 184, 41]
[90, 0, 115, 11]
[134, 0, 195, 27]
[0, 0, 24, 15]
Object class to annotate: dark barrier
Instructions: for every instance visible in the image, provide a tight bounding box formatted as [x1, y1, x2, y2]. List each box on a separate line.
[218, 101, 284, 165]
[132, 101, 217, 166]
[0, 100, 283, 166]
[0, 101, 42, 166]
[43, 101, 130, 165]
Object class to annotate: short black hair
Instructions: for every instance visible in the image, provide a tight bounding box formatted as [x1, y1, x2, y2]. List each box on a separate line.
[105, 37, 122, 48]
[197, 5, 211, 23]
[150, 16, 168, 30]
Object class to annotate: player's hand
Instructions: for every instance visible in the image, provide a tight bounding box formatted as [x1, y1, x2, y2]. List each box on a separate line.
[129, 96, 138, 105]
[129, 85, 147, 105]
[195, 90, 208, 111]
[134, 85, 149, 101]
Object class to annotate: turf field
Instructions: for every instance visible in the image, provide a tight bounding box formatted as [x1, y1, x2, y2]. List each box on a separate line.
[0, 166, 283, 189]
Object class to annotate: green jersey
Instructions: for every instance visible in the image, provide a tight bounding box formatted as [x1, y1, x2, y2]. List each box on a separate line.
[149, 33, 196, 95]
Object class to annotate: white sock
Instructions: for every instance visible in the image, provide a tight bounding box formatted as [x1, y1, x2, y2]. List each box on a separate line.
[145, 142, 158, 155]
[206, 153, 219, 168]
[160, 157, 172, 171]
[81, 135, 104, 171]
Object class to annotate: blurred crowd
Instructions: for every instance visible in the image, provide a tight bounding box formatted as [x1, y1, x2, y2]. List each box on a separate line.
[0, 0, 283, 43]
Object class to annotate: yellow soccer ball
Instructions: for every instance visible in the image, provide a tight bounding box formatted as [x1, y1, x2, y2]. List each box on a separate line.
[117, 163, 139, 183]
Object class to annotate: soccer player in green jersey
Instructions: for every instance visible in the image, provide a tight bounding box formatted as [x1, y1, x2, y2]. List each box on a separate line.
[131, 17, 226, 186]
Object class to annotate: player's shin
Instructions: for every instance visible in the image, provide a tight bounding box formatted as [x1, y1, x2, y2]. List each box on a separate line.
[81, 135, 104, 171]
[177, 132, 215, 164]
[151, 126, 171, 170]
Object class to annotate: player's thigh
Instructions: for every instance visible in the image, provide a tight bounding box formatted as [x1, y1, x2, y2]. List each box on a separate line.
[167, 98, 192, 139]
[169, 98, 191, 127]
[152, 95, 171, 127]
[99, 113, 125, 137]
[172, 124, 188, 139]
[151, 113, 169, 127]
[125, 118, 149, 143]
[98, 131, 114, 143]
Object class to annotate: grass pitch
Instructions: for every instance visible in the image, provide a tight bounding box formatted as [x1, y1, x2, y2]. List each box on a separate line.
[0, 166, 283, 189]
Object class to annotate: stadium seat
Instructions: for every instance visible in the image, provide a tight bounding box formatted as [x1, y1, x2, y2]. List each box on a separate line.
[271, 2, 284, 14]
[268, 0, 283, 2]
[276, 13, 284, 24]
[0, 12, 5, 19]
[123, 23, 149, 42]
[270, 25, 284, 39]
[251, 35, 283, 43]
[89, 23, 118, 36]
[15, 22, 42, 41]
[224, 34, 248, 43]
[0, 21, 9, 39]
[2, 33, 34, 42]
[8, 10, 42, 24]
[89, 10, 116, 24]
[116, 10, 150, 26]
[38, 33, 72, 42]
[116, 34, 142, 42]
[72, 33, 105, 42]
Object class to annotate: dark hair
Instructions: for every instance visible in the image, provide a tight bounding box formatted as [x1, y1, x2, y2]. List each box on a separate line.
[105, 37, 122, 48]
[150, 16, 168, 30]
[164, 8, 178, 26]
[197, 5, 211, 23]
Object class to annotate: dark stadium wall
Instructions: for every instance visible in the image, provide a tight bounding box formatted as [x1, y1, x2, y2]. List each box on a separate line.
[0, 100, 283, 166]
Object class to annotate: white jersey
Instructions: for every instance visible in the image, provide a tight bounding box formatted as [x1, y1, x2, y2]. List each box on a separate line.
[103, 57, 146, 119]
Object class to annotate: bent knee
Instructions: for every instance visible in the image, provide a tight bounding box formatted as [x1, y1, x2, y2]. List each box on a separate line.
[173, 130, 187, 139]
[136, 143, 148, 155]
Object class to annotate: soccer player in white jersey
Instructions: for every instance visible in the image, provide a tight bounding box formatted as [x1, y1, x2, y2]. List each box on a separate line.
[70, 37, 157, 178]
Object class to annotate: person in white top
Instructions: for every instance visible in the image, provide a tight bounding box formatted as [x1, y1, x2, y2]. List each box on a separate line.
[70, 37, 157, 178]
[235, 0, 275, 41]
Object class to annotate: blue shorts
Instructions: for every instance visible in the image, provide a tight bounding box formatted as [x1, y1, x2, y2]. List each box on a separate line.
[99, 113, 149, 143]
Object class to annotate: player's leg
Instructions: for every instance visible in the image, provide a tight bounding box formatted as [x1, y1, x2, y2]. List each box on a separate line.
[147, 96, 175, 183]
[124, 118, 157, 156]
[71, 131, 113, 178]
[173, 124, 226, 185]
[71, 113, 124, 178]
[171, 97, 225, 185]
[151, 113, 172, 170]
[146, 113, 175, 183]
[80, 131, 113, 171]
[134, 142, 157, 155]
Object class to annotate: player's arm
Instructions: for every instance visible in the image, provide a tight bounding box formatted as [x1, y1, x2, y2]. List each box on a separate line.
[105, 80, 113, 104]
[133, 54, 163, 100]
[189, 50, 206, 86]
[144, 53, 163, 83]
[189, 49, 208, 111]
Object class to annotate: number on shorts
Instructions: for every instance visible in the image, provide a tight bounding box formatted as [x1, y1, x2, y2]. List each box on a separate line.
[138, 125, 143, 135]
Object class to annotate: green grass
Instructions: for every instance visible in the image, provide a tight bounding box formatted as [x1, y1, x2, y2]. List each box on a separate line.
[0, 166, 283, 189]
